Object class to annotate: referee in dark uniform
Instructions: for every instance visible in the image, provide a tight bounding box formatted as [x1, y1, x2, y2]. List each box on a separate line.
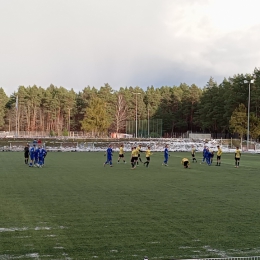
[24, 144, 29, 164]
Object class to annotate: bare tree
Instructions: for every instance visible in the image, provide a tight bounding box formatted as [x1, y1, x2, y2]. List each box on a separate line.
[114, 94, 127, 133]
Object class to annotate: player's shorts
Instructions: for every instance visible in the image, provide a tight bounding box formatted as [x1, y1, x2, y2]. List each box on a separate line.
[235, 157, 240, 161]
[217, 155, 221, 160]
[146, 157, 150, 161]
[192, 154, 195, 158]
[30, 154, 35, 160]
[24, 152, 29, 159]
[184, 161, 189, 168]
[119, 154, 124, 158]
[131, 156, 138, 162]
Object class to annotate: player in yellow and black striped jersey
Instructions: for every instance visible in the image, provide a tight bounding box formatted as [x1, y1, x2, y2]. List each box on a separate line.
[131, 146, 139, 169]
[117, 144, 126, 163]
[216, 145, 222, 166]
[143, 146, 152, 167]
[136, 144, 143, 165]
[191, 146, 197, 163]
[234, 147, 241, 168]
[181, 158, 190, 168]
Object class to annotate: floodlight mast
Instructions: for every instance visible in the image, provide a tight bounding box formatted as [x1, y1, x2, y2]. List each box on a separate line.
[132, 92, 141, 138]
[244, 79, 254, 150]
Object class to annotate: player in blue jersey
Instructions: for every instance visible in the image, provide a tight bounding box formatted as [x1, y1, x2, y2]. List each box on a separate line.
[29, 144, 36, 167]
[162, 144, 169, 166]
[209, 149, 214, 165]
[201, 146, 207, 164]
[42, 148, 47, 166]
[38, 146, 47, 167]
[205, 147, 212, 165]
[34, 146, 40, 167]
[104, 144, 113, 167]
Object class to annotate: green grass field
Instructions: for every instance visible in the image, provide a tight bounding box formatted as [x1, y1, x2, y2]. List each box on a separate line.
[0, 151, 260, 260]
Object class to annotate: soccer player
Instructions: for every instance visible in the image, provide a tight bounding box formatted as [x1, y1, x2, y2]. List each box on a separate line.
[162, 144, 169, 166]
[38, 146, 47, 167]
[210, 149, 214, 165]
[205, 147, 212, 165]
[201, 146, 207, 164]
[235, 147, 241, 168]
[131, 146, 139, 169]
[34, 146, 39, 167]
[181, 158, 190, 168]
[29, 144, 36, 167]
[136, 144, 143, 165]
[117, 144, 126, 163]
[104, 144, 113, 167]
[216, 145, 222, 166]
[42, 148, 47, 166]
[143, 146, 152, 167]
[191, 145, 197, 163]
[24, 144, 29, 164]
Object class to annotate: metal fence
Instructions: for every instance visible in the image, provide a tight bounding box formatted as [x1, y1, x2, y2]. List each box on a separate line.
[126, 119, 163, 138]
[0, 131, 109, 139]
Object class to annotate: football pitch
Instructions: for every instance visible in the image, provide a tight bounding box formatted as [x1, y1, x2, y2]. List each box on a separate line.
[0, 151, 260, 260]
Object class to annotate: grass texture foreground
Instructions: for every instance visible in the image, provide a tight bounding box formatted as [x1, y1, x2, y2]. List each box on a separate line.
[0, 151, 260, 260]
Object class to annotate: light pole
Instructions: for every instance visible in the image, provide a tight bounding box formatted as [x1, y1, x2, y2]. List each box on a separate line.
[132, 92, 141, 138]
[244, 79, 254, 150]
[147, 107, 150, 138]
[68, 108, 71, 136]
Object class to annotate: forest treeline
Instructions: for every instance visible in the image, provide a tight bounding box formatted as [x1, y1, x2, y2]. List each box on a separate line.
[0, 68, 260, 139]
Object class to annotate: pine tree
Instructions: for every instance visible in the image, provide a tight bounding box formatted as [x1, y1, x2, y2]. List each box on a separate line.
[81, 97, 110, 136]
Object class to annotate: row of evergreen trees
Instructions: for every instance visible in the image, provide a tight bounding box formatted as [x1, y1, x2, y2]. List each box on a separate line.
[0, 68, 260, 138]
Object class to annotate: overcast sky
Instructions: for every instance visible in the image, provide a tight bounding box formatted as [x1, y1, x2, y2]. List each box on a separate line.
[1, 0, 260, 95]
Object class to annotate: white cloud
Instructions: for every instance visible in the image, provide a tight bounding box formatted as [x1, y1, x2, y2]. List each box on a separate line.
[0, 0, 260, 95]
